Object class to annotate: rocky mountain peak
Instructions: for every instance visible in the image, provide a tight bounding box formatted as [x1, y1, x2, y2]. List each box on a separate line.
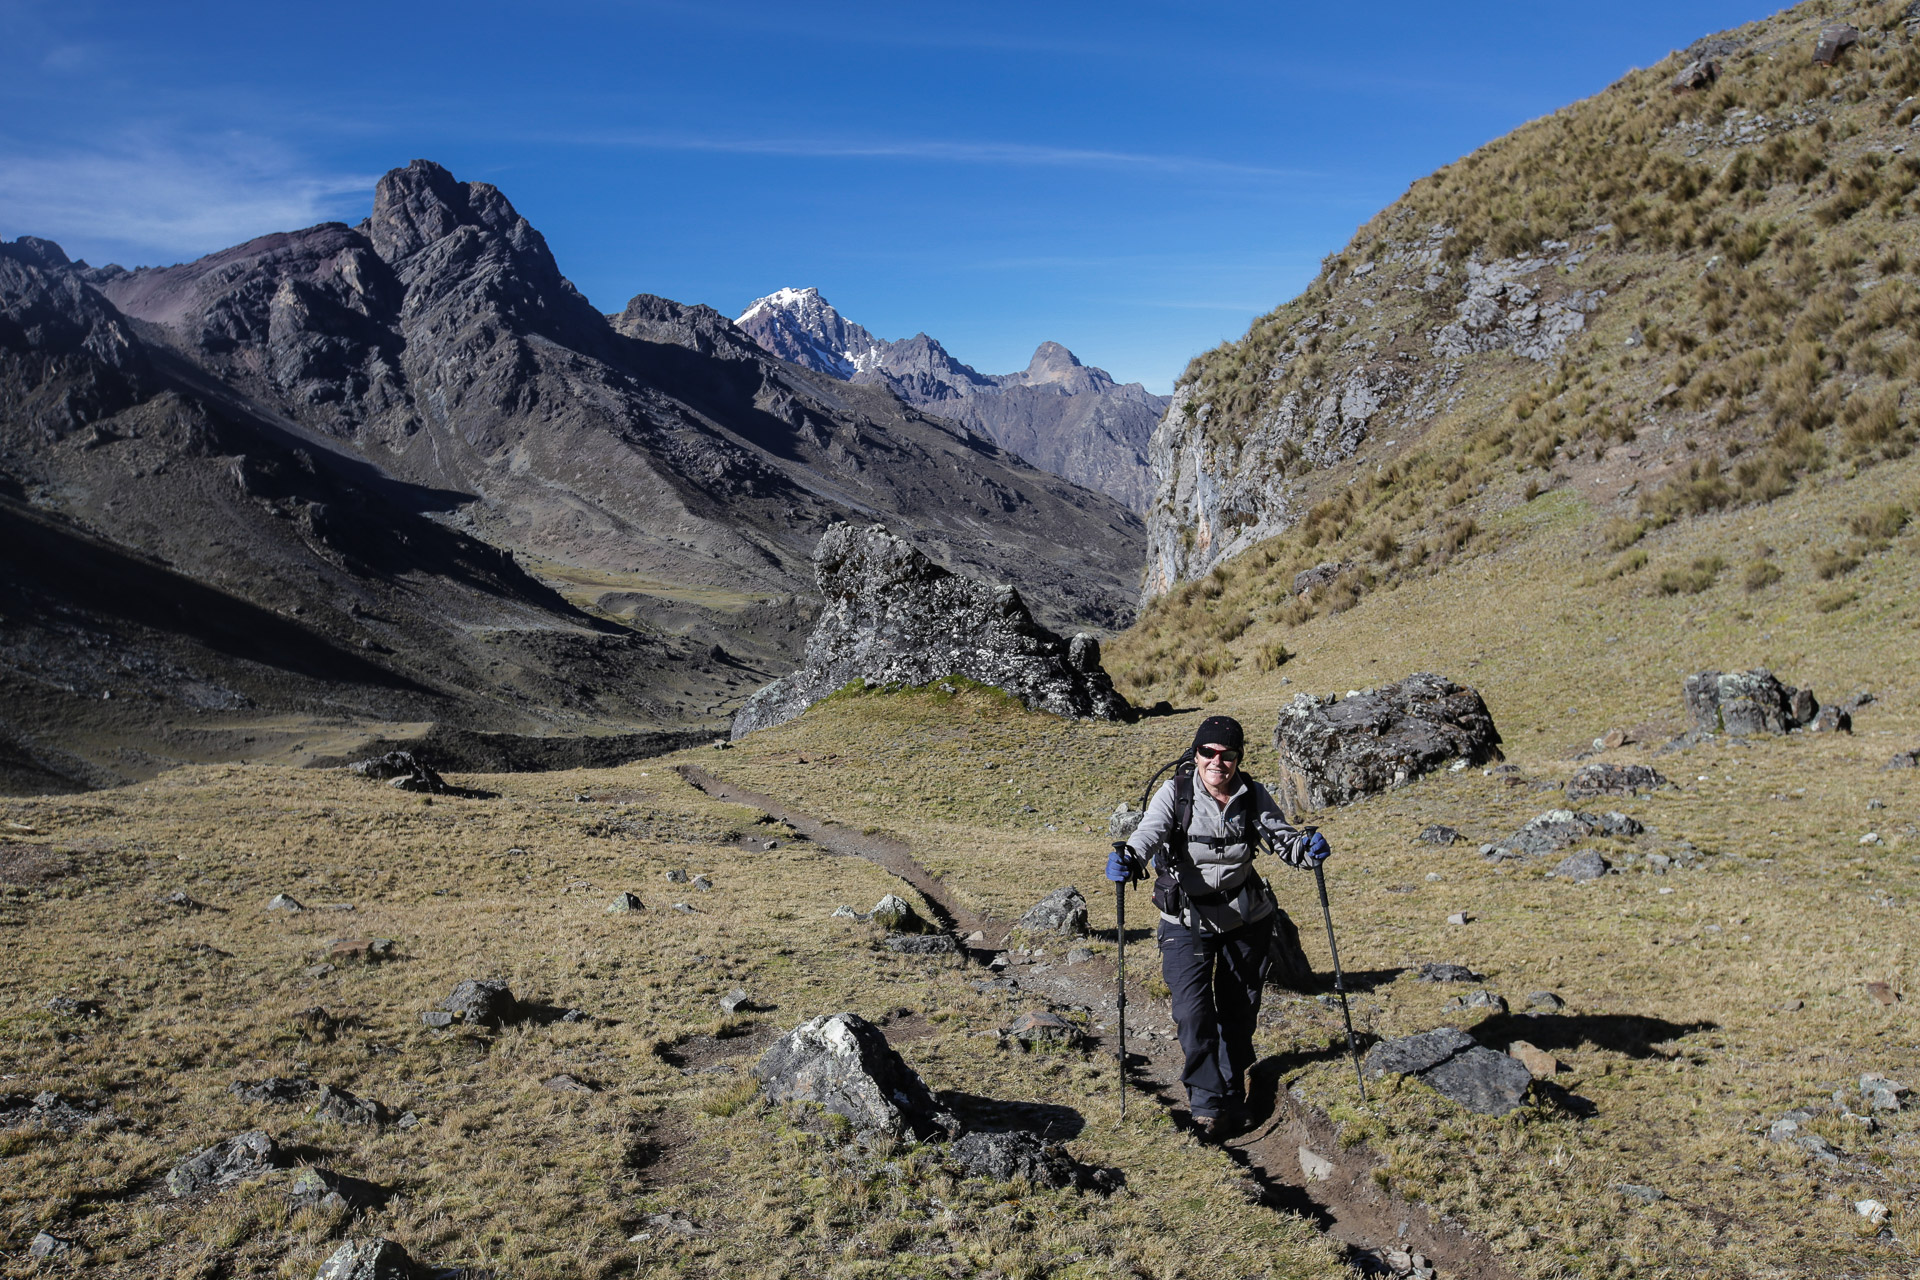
[1025, 340, 1082, 377]
[367, 159, 549, 268]
[734, 286, 883, 379]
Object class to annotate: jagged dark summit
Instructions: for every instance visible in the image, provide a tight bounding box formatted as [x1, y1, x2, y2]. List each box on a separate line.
[730, 524, 1134, 738]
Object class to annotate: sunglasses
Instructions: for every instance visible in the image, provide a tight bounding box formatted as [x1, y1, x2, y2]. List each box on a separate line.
[1195, 746, 1241, 763]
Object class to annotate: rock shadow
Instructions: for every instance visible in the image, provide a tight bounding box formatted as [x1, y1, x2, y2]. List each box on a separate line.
[1468, 1012, 1715, 1059]
[1309, 966, 1405, 995]
[937, 1090, 1085, 1140]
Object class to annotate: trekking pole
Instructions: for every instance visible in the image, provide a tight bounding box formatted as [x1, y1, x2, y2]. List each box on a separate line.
[1313, 860, 1368, 1102]
[1114, 873, 1128, 1122]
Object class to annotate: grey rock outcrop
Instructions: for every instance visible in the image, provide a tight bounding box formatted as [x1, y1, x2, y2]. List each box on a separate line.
[1813, 24, 1859, 65]
[731, 524, 1134, 737]
[1684, 669, 1824, 736]
[752, 1012, 958, 1139]
[1490, 809, 1641, 860]
[348, 751, 450, 793]
[1272, 673, 1501, 808]
[166, 1129, 287, 1196]
[1365, 1027, 1532, 1115]
[734, 288, 1164, 511]
[312, 1084, 388, 1126]
[228, 1077, 316, 1105]
[1017, 887, 1088, 937]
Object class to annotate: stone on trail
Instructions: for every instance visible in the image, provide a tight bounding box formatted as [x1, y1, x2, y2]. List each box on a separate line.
[606, 892, 644, 913]
[753, 1012, 957, 1139]
[1415, 824, 1462, 846]
[166, 1129, 287, 1196]
[869, 894, 926, 933]
[729, 522, 1134, 738]
[1364, 1027, 1532, 1115]
[1272, 673, 1502, 808]
[1017, 886, 1088, 937]
[949, 1129, 1079, 1189]
[1554, 850, 1610, 882]
[438, 979, 517, 1028]
[1297, 1146, 1334, 1182]
[1565, 763, 1666, 800]
[1065, 946, 1094, 965]
[315, 1238, 419, 1280]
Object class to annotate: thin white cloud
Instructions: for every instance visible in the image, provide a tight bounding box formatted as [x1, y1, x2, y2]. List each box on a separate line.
[0, 139, 373, 265]
[542, 127, 1320, 181]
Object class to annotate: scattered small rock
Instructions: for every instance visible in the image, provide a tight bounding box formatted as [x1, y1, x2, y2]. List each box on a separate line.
[752, 1012, 958, 1139]
[1780, 998, 1803, 1011]
[1454, 990, 1507, 1012]
[869, 894, 926, 933]
[1813, 23, 1859, 66]
[1017, 886, 1088, 937]
[1416, 824, 1462, 846]
[606, 892, 645, 913]
[641, 1210, 707, 1239]
[228, 1077, 316, 1105]
[949, 1129, 1079, 1189]
[1565, 762, 1666, 800]
[314, 1237, 418, 1280]
[289, 1166, 387, 1211]
[542, 1073, 596, 1093]
[1671, 57, 1719, 92]
[1866, 982, 1899, 1006]
[438, 978, 518, 1028]
[1446, 912, 1471, 926]
[267, 893, 304, 912]
[45, 995, 101, 1018]
[0, 1090, 107, 1132]
[166, 1129, 287, 1197]
[312, 1084, 388, 1126]
[720, 988, 752, 1014]
[1417, 963, 1482, 983]
[1526, 991, 1565, 1011]
[1065, 946, 1095, 965]
[161, 889, 206, 911]
[1364, 1027, 1532, 1115]
[1008, 1010, 1080, 1047]
[28, 1232, 73, 1259]
[691, 875, 713, 891]
[1615, 1183, 1666, 1204]
[1886, 748, 1920, 770]
[326, 937, 394, 964]
[830, 905, 859, 920]
[1857, 1198, 1890, 1226]
[671, 902, 697, 914]
[666, 868, 690, 883]
[1810, 705, 1852, 734]
[1508, 1040, 1562, 1078]
[1554, 850, 1610, 882]
[886, 933, 960, 956]
[420, 1011, 456, 1028]
[1297, 1146, 1334, 1182]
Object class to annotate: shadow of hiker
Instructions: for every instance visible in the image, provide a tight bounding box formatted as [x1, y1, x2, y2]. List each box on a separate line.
[937, 1091, 1085, 1140]
[1242, 1039, 1371, 1128]
[1469, 1012, 1716, 1059]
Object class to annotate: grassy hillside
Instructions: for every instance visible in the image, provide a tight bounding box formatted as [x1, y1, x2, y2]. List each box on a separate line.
[1119, 0, 1920, 704]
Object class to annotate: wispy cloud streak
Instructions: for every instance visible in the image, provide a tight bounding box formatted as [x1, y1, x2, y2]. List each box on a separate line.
[0, 139, 373, 264]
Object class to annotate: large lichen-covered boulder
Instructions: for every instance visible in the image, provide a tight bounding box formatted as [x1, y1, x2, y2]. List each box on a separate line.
[731, 524, 1133, 737]
[1272, 673, 1502, 809]
[752, 1012, 958, 1139]
[1683, 670, 1808, 736]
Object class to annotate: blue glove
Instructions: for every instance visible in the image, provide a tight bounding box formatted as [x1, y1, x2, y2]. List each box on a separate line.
[1303, 831, 1331, 864]
[1107, 844, 1143, 883]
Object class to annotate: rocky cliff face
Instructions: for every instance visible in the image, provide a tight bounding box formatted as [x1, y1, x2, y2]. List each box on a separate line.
[734, 287, 1165, 511]
[731, 523, 1133, 738]
[1, 161, 1145, 788]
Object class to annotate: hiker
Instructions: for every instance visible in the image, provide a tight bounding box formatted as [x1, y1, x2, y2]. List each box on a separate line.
[1105, 714, 1330, 1138]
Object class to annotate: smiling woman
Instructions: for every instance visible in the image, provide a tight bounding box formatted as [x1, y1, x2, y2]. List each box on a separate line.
[0, 0, 1767, 392]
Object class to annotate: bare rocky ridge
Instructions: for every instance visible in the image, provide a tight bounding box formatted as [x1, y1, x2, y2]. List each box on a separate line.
[0, 162, 1144, 790]
[735, 287, 1165, 511]
[731, 523, 1133, 738]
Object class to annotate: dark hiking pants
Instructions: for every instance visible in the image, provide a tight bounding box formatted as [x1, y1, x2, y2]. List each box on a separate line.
[1158, 913, 1273, 1120]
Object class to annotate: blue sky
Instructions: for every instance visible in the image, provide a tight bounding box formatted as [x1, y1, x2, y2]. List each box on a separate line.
[1, 1, 1770, 392]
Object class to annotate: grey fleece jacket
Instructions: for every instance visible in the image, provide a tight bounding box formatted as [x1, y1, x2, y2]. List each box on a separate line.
[1126, 773, 1318, 933]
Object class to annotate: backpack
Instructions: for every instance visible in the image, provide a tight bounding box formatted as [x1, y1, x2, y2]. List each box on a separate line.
[1135, 750, 1316, 991]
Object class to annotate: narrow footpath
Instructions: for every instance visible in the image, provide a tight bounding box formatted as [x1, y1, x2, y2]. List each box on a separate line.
[680, 764, 1519, 1280]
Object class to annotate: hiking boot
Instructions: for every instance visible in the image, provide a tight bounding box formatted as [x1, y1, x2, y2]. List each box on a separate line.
[1191, 1114, 1225, 1142]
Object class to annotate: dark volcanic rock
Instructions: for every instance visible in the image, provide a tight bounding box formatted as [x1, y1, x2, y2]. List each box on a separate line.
[0, 1090, 106, 1131]
[312, 1084, 389, 1126]
[1565, 763, 1666, 800]
[752, 1012, 958, 1139]
[1365, 1027, 1532, 1115]
[731, 524, 1133, 737]
[1017, 886, 1088, 937]
[228, 1077, 316, 1105]
[1273, 673, 1501, 808]
[885, 933, 960, 956]
[166, 1129, 287, 1196]
[348, 751, 450, 793]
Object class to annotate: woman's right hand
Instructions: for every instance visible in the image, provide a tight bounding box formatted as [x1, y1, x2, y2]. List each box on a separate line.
[1106, 843, 1143, 883]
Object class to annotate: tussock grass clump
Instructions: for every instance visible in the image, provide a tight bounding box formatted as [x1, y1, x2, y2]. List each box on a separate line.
[1656, 554, 1726, 595]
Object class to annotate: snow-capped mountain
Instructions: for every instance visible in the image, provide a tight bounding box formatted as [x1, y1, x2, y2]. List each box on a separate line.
[733, 287, 1164, 511]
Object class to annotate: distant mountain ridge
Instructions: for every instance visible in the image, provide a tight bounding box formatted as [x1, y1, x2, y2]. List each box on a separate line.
[734, 287, 1164, 511]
